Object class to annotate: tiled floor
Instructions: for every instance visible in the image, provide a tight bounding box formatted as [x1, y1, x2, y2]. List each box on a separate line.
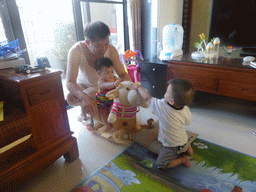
[188, 92, 256, 157]
[19, 92, 256, 192]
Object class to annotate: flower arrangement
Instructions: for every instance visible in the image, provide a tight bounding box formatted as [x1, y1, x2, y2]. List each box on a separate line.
[194, 33, 220, 58]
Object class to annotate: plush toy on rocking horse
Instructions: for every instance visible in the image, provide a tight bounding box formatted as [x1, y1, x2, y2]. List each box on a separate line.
[89, 81, 154, 145]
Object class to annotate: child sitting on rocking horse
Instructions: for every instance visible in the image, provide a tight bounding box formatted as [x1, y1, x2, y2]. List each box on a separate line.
[94, 57, 121, 132]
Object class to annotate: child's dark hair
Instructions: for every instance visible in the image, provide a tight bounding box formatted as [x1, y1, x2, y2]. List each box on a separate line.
[94, 57, 113, 72]
[167, 78, 196, 107]
[84, 21, 110, 42]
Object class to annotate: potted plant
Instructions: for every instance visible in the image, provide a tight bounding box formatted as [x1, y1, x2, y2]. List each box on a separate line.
[51, 22, 76, 72]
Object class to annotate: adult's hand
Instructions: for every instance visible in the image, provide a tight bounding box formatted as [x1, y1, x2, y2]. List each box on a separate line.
[80, 93, 98, 117]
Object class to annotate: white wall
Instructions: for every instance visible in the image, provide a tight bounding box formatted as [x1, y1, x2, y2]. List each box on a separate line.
[158, 0, 183, 44]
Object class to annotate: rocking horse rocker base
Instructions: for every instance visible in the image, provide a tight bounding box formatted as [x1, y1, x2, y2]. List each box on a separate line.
[86, 117, 155, 145]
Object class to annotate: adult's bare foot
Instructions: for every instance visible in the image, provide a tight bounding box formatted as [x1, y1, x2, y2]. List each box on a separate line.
[77, 109, 91, 122]
[104, 123, 113, 132]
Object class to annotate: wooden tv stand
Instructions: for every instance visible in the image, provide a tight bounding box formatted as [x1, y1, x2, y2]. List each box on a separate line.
[168, 54, 256, 101]
[0, 69, 79, 191]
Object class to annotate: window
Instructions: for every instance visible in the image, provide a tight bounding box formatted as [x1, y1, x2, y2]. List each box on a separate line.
[0, 0, 14, 42]
[0, 20, 7, 42]
[72, 0, 130, 54]
[1, 0, 130, 70]
[16, 0, 76, 75]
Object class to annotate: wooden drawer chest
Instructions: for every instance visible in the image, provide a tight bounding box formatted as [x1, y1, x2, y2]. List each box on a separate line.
[140, 58, 168, 98]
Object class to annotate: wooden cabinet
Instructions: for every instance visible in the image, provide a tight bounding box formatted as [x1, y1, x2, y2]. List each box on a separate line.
[0, 69, 79, 191]
[140, 57, 168, 98]
[168, 64, 219, 93]
[168, 54, 256, 101]
[140, 55, 256, 101]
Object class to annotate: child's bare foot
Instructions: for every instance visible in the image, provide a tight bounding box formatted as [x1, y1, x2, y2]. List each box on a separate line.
[78, 113, 90, 122]
[93, 122, 104, 130]
[183, 156, 191, 168]
[104, 123, 113, 132]
[187, 145, 193, 156]
[87, 124, 93, 131]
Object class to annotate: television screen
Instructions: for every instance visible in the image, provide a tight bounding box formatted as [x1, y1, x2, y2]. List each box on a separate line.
[209, 0, 256, 48]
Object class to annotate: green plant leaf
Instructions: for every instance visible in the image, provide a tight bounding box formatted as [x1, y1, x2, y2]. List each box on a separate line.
[51, 22, 76, 60]
[194, 42, 199, 48]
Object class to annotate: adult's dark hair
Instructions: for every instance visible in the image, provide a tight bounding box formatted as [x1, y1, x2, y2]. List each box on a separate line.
[84, 21, 110, 42]
[94, 57, 113, 71]
[167, 78, 196, 107]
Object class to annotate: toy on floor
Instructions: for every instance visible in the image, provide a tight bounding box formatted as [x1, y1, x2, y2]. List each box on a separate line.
[88, 81, 155, 145]
[231, 186, 242, 192]
[119, 50, 144, 82]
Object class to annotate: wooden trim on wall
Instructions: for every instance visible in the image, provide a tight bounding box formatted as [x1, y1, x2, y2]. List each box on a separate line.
[182, 0, 193, 54]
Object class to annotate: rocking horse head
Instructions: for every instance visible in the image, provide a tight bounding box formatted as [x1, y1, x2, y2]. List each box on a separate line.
[105, 81, 152, 142]
[106, 81, 149, 124]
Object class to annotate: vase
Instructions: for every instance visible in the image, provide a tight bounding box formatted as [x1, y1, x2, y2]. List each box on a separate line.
[191, 51, 205, 59]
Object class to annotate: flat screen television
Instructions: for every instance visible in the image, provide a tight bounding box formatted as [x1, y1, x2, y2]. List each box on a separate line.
[209, 0, 256, 53]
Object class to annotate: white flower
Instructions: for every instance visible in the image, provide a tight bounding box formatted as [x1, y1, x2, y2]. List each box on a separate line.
[213, 37, 220, 45]
[206, 42, 213, 50]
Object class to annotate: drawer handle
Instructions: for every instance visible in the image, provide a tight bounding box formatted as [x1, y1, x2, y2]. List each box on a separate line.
[152, 68, 155, 71]
[40, 89, 51, 96]
[241, 88, 251, 92]
[152, 85, 156, 89]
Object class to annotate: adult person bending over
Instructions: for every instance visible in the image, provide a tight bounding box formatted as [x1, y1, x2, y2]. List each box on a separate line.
[66, 21, 131, 123]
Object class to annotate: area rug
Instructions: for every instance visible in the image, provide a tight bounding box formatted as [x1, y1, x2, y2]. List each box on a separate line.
[72, 139, 256, 192]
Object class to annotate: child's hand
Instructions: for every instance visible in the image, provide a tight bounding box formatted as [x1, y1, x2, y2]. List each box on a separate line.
[133, 83, 142, 91]
[114, 78, 121, 87]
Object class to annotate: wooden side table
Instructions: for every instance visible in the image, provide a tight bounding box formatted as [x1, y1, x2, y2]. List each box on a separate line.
[0, 69, 79, 191]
